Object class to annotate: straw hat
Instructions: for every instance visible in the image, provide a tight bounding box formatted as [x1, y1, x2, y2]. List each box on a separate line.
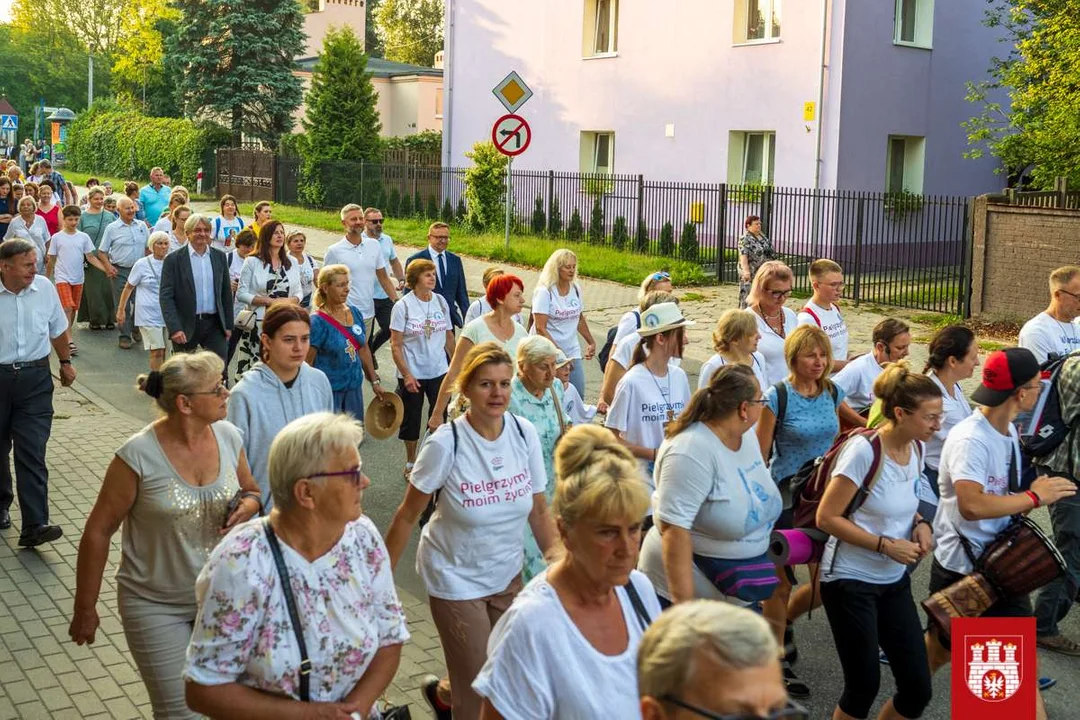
[364, 392, 404, 439]
[637, 301, 695, 337]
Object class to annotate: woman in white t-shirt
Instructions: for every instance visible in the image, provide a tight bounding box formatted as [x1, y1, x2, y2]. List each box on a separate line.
[153, 188, 188, 234]
[747, 261, 799, 387]
[116, 232, 171, 371]
[428, 273, 529, 431]
[639, 363, 782, 609]
[920, 325, 978, 521]
[465, 266, 524, 326]
[816, 362, 940, 720]
[531, 249, 597, 398]
[286, 230, 319, 308]
[390, 258, 455, 477]
[385, 343, 557, 720]
[699, 308, 768, 391]
[167, 205, 190, 252]
[605, 302, 693, 529]
[612, 270, 674, 346]
[211, 194, 245, 249]
[598, 290, 679, 411]
[473, 424, 661, 720]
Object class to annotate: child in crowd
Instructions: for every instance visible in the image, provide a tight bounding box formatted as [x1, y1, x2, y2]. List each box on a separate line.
[46, 205, 109, 355]
[556, 351, 597, 425]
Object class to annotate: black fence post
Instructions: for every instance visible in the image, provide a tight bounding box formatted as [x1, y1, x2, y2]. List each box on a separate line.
[636, 173, 645, 246]
[716, 183, 728, 284]
[546, 170, 555, 234]
[760, 184, 774, 238]
[852, 195, 865, 305]
[960, 197, 974, 318]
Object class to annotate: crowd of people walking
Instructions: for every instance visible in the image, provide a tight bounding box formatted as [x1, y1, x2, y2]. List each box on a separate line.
[0, 163, 1078, 720]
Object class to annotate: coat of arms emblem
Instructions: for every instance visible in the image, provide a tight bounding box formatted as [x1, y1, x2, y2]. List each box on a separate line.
[964, 637, 1022, 702]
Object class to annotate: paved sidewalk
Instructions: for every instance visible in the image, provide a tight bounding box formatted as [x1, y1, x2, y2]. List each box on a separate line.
[0, 380, 445, 719]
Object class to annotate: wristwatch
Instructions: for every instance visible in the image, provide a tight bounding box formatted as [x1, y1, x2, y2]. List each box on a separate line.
[59, 359, 72, 365]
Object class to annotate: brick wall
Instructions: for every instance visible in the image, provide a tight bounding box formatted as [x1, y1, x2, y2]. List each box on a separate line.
[969, 197, 1080, 319]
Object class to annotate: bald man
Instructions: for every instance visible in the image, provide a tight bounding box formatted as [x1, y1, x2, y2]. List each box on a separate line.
[97, 197, 151, 348]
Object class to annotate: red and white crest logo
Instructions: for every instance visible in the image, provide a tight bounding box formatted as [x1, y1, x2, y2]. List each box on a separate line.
[963, 636, 1023, 702]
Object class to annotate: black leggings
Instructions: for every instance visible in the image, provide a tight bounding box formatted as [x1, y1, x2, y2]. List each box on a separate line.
[397, 375, 445, 442]
[821, 575, 932, 719]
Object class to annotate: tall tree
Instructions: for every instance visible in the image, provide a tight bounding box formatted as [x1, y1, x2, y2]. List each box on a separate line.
[110, 0, 183, 116]
[366, 0, 385, 57]
[964, 0, 1080, 188]
[10, 0, 125, 55]
[298, 25, 381, 205]
[169, 0, 305, 148]
[374, 0, 444, 67]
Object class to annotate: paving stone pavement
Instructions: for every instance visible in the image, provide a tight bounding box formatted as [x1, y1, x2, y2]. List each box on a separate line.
[0, 380, 445, 720]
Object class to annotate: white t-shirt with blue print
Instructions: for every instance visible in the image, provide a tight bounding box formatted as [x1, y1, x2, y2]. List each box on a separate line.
[764, 380, 845, 484]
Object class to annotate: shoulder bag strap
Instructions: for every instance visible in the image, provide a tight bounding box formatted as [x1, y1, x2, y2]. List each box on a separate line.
[624, 579, 651, 632]
[263, 520, 312, 702]
[803, 305, 822, 327]
[549, 386, 567, 436]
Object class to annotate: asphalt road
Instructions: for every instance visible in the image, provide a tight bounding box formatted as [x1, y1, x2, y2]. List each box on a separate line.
[66, 321, 1079, 719]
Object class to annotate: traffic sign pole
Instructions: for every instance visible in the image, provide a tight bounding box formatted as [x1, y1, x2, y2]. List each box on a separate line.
[504, 157, 513, 250]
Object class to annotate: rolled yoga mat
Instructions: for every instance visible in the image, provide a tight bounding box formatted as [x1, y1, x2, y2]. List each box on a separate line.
[768, 529, 824, 566]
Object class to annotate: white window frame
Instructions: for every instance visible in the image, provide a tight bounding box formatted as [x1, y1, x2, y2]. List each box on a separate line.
[733, 0, 782, 46]
[728, 131, 776, 185]
[580, 131, 615, 175]
[885, 135, 926, 194]
[582, 0, 619, 58]
[894, 0, 933, 49]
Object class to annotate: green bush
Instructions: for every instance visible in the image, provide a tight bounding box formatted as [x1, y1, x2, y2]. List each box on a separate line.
[588, 197, 605, 245]
[382, 129, 442, 155]
[413, 189, 424, 217]
[531, 195, 546, 234]
[680, 221, 699, 261]
[567, 207, 584, 241]
[549, 195, 563, 236]
[388, 188, 401, 216]
[66, 104, 229, 188]
[634, 220, 649, 253]
[426, 194, 439, 219]
[400, 189, 414, 217]
[456, 197, 467, 223]
[441, 198, 454, 224]
[659, 221, 675, 256]
[464, 141, 509, 231]
[611, 216, 629, 250]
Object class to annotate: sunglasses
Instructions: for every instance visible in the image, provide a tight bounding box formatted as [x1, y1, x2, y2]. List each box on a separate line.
[660, 696, 809, 720]
[368, 218, 384, 224]
[651, 271, 672, 282]
[308, 467, 364, 487]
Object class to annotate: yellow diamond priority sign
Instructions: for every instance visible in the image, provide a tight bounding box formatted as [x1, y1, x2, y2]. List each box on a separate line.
[493, 71, 533, 114]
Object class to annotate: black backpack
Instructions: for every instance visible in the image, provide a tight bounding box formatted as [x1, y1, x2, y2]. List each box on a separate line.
[1021, 351, 1080, 460]
[598, 311, 640, 372]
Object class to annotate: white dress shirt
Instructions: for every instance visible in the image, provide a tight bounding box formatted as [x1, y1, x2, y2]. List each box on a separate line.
[0, 275, 68, 363]
[99, 218, 150, 268]
[428, 245, 446, 286]
[189, 244, 216, 315]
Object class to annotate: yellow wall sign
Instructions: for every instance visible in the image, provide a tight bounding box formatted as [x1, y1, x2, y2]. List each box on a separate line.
[803, 102, 816, 122]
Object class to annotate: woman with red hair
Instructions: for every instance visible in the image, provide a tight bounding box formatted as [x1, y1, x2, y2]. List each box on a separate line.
[427, 272, 528, 431]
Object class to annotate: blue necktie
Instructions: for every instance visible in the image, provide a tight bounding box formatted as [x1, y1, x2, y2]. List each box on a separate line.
[438, 253, 447, 289]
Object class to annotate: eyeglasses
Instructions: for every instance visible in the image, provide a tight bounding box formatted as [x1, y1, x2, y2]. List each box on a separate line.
[823, 281, 845, 289]
[660, 696, 808, 720]
[1057, 289, 1080, 301]
[307, 466, 364, 487]
[767, 289, 792, 300]
[185, 382, 228, 398]
[651, 271, 672, 282]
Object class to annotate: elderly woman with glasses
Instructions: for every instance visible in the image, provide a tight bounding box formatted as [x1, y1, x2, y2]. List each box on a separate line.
[638, 600, 805, 720]
[185, 412, 409, 718]
[70, 351, 262, 720]
[747, 261, 799, 387]
[510, 335, 570, 581]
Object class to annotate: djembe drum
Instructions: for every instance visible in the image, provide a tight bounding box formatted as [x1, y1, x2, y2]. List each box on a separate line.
[923, 517, 1065, 641]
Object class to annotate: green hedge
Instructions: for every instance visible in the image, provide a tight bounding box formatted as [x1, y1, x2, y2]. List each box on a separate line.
[67, 105, 230, 188]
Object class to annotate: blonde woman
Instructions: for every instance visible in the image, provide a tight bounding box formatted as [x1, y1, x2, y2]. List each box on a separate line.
[385, 342, 557, 720]
[613, 271, 674, 346]
[167, 205, 191, 252]
[465, 266, 523, 325]
[473, 424, 661, 719]
[598, 291, 681, 411]
[747, 261, 799, 387]
[153, 187, 189, 234]
[699, 308, 768, 391]
[116, 232, 172, 371]
[531, 249, 596, 398]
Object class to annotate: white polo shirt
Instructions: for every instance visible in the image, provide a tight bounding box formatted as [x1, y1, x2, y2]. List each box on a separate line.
[322, 235, 388, 320]
[0, 275, 68, 363]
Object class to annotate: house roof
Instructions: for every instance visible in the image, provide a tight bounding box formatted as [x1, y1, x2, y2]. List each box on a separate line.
[0, 97, 17, 116]
[295, 55, 442, 79]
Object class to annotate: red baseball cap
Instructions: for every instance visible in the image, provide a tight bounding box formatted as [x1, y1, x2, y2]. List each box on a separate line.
[971, 348, 1040, 407]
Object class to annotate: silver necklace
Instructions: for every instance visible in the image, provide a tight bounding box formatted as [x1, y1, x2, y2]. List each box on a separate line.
[645, 366, 674, 422]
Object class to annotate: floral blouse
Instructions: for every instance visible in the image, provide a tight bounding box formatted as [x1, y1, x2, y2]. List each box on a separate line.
[739, 231, 777, 279]
[509, 376, 568, 581]
[184, 516, 410, 701]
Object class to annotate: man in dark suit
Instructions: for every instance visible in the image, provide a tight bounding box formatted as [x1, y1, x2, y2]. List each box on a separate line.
[406, 222, 469, 328]
[159, 213, 233, 360]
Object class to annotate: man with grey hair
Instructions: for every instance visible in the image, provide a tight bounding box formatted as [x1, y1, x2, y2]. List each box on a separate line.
[638, 600, 803, 720]
[159, 213, 233, 361]
[323, 203, 399, 331]
[139, 167, 171, 231]
[0, 238, 75, 546]
[98, 196, 151, 348]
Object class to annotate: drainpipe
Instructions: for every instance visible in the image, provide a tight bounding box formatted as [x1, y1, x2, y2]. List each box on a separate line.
[442, 0, 455, 169]
[811, 0, 831, 258]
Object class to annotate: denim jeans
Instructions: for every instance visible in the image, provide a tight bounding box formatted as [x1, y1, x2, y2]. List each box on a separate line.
[1035, 492, 1080, 636]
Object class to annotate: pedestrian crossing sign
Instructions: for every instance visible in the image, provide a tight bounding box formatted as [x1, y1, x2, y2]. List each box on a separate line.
[0, 115, 17, 130]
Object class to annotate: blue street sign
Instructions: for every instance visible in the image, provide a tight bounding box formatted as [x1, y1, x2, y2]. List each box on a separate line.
[0, 115, 17, 131]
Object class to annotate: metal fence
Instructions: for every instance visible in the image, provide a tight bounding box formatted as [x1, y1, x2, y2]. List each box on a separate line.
[261, 156, 973, 315]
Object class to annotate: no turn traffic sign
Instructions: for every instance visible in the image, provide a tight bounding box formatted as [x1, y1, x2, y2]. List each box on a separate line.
[491, 114, 531, 157]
